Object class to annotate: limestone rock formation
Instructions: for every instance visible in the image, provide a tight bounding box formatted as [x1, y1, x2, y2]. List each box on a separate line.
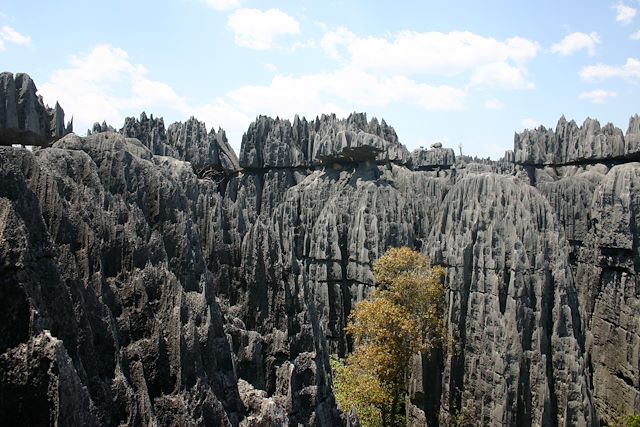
[533, 165, 607, 257]
[574, 164, 640, 421]
[0, 128, 345, 426]
[0, 72, 71, 146]
[121, 113, 239, 172]
[120, 112, 168, 155]
[411, 146, 455, 170]
[426, 174, 594, 426]
[0, 332, 99, 426]
[510, 115, 640, 423]
[3, 71, 640, 427]
[239, 113, 410, 169]
[89, 121, 117, 134]
[0, 136, 242, 425]
[514, 116, 637, 165]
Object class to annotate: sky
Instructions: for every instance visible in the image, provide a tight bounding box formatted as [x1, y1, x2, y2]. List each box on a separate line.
[1, 0, 639, 159]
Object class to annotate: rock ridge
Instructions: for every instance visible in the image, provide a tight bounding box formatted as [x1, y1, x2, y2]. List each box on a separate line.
[239, 113, 410, 169]
[514, 115, 640, 166]
[121, 113, 240, 172]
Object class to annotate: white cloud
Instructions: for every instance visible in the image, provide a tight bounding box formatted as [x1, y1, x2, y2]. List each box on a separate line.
[290, 39, 315, 52]
[484, 98, 504, 109]
[319, 29, 539, 90]
[192, 100, 252, 147]
[578, 89, 617, 104]
[227, 8, 300, 50]
[328, 30, 539, 74]
[38, 45, 251, 140]
[227, 75, 347, 120]
[580, 57, 640, 81]
[43, 32, 550, 155]
[0, 39, 5, 52]
[128, 78, 185, 109]
[0, 25, 31, 47]
[39, 45, 183, 133]
[320, 26, 356, 60]
[263, 63, 277, 72]
[631, 30, 640, 39]
[551, 32, 600, 56]
[522, 118, 539, 129]
[226, 68, 466, 120]
[314, 21, 328, 31]
[39, 44, 466, 154]
[469, 63, 534, 89]
[616, 4, 637, 24]
[206, 0, 244, 11]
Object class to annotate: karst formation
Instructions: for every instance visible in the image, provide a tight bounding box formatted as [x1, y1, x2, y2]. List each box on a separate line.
[1, 71, 639, 426]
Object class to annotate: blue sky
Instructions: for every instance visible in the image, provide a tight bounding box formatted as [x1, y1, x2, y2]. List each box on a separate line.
[1, 0, 639, 159]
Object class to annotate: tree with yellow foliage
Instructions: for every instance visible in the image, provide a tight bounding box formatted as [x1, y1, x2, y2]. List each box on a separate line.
[333, 247, 447, 427]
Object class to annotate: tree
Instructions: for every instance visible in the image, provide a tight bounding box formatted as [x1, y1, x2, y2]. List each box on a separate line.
[330, 355, 390, 427]
[335, 247, 447, 427]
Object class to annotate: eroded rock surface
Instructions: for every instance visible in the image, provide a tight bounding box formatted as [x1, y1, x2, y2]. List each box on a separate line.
[239, 113, 410, 169]
[574, 164, 640, 422]
[426, 174, 594, 426]
[121, 113, 239, 172]
[0, 72, 71, 146]
[510, 115, 640, 424]
[2, 75, 639, 426]
[514, 115, 639, 165]
[411, 146, 455, 170]
[0, 136, 241, 425]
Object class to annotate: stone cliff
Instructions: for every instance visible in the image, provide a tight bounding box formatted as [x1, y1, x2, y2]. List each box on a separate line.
[514, 116, 640, 424]
[0, 72, 72, 147]
[1, 73, 639, 426]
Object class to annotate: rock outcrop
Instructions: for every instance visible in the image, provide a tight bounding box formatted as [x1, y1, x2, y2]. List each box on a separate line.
[514, 116, 640, 166]
[0, 135, 242, 425]
[121, 113, 239, 173]
[411, 145, 455, 170]
[0, 72, 71, 146]
[239, 113, 410, 169]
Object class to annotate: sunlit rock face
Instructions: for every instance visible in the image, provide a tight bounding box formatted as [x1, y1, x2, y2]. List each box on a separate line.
[504, 115, 640, 425]
[425, 174, 594, 426]
[513, 116, 639, 166]
[3, 72, 640, 426]
[121, 113, 240, 172]
[574, 163, 640, 423]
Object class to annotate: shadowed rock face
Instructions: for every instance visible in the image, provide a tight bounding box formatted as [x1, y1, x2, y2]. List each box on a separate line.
[0, 135, 241, 425]
[2, 72, 640, 427]
[510, 116, 640, 424]
[0, 72, 71, 146]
